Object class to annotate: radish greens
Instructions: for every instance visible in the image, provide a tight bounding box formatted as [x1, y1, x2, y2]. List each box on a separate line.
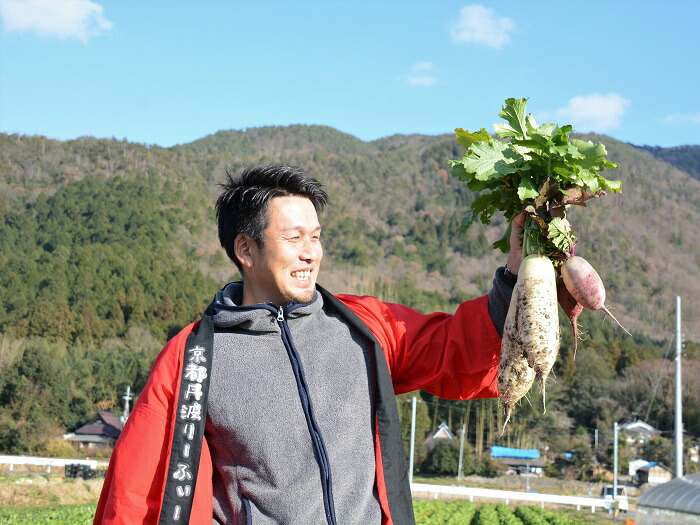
[449, 97, 622, 259]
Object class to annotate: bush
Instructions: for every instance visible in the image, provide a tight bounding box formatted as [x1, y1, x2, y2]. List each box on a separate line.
[477, 456, 505, 478]
[36, 438, 79, 458]
[423, 440, 460, 476]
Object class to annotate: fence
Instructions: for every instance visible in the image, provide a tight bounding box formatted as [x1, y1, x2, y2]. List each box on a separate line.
[411, 482, 608, 512]
[0, 455, 98, 474]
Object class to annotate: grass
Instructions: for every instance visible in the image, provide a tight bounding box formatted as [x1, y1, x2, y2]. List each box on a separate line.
[0, 503, 96, 524]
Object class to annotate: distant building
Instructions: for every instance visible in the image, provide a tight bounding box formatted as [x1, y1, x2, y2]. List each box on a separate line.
[636, 462, 674, 486]
[432, 422, 456, 441]
[490, 446, 544, 476]
[423, 422, 456, 451]
[629, 458, 651, 478]
[619, 420, 660, 444]
[63, 410, 123, 449]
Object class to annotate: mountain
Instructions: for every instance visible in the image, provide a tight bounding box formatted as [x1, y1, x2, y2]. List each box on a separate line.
[633, 144, 700, 181]
[1, 128, 698, 342]
[1, 126, 699, 454]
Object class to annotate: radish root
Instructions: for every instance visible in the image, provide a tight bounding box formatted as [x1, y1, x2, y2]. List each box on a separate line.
[600, 305, 632, 336]
[498, 255, 560, 432]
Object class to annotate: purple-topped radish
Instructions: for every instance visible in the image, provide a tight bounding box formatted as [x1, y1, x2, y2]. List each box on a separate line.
[560, 255, 631, 336]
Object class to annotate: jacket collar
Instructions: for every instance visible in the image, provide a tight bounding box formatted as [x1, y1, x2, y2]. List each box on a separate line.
[211, 282, 323, 331]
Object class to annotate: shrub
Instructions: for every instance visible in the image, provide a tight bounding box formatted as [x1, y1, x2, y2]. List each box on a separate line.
[423, 440, 460, 476]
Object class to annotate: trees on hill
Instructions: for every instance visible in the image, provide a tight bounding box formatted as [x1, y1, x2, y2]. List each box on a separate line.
[0, 129, 697, 463]
[0, 173, 216, 345]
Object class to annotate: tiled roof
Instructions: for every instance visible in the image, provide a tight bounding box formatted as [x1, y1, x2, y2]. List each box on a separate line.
[73, 410, 123, 439]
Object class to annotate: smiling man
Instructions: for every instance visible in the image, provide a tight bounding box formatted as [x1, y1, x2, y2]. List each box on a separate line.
[232, 193, 323, 306]
[94, 164, 524, 525]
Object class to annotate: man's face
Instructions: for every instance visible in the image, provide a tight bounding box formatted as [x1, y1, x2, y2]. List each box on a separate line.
[242, 196, 323, 306]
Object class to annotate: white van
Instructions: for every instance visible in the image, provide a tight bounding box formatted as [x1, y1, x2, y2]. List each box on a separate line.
[601, 485, 629, 512]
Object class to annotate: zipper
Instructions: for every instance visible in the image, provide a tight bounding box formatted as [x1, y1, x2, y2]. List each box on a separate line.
[276, 305, 337, 525]
[242, 496, 252, 525]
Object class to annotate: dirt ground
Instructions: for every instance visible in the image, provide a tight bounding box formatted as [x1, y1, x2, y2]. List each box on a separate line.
[0, 475, 103, 507]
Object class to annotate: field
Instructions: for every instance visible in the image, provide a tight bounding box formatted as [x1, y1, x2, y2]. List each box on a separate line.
[0, 475, 617, 524]
[413, 501, 613, 524]
[0, 500, 615, 524]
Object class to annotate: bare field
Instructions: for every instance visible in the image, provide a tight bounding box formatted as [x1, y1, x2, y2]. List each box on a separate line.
[0, 475, 103, 507]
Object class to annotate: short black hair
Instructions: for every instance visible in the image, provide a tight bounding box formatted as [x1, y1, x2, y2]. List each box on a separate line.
[216, 164, 328, 270]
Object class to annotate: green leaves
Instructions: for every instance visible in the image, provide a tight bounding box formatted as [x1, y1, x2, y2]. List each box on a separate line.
[495, 97, 530, 139]
[455, 127, 491, 149]
[461, 139, 526, 181]
[451, 97, 622, 255]
[517, 174, 539, 201]
[547, 217, 576, 253]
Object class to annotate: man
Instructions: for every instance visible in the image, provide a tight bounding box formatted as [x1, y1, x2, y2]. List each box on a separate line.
[94, 164, 524, 525]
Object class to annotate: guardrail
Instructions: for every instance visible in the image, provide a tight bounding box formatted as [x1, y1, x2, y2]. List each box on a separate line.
[411, 482, 608, 512]
[0, 455, 98, 473]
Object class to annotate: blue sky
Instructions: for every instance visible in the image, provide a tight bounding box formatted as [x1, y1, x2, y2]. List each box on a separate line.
[1, 0, 698, 148]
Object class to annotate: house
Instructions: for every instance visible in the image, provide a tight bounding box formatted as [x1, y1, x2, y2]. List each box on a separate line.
[432, 422, 456, 441]
[63, 410, 123, 449]
[490, 446, 545, 476]
[619, 420, 660, 444]
[423, 422, 456, 451]
[636, 462, 674, 485]
[629, 458, 651, 478]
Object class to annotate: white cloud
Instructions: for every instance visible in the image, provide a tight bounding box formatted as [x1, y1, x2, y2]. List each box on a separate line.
[450, 4, 515, 49]
[400, 62, 437, 88]
[0, 0, 112, 43]
[660, 112, 700, 125]
[550, 93, 630, 131]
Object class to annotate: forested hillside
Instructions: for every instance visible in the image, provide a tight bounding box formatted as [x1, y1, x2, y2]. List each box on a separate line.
[1, 127, 698, 472]
[635, 144, 700, 181]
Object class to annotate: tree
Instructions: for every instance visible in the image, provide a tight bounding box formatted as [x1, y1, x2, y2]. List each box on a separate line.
[640, 436, 674, 466]
[565, 347, 616, 429]
[605, 435, 633, 474]
[476, 456, 504, 477]
[423, 440, 460, 476]
[612, 359, 700, 436]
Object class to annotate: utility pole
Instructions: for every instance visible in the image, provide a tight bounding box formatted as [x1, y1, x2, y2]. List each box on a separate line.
[121, 386, 133, 424]
[525, 460, 530, 492]
[613, 422, 618, 503]
[594, 428, 598, 450]
[458, 423, 466, 480]
[409, 396, 417, 485]
[675, 296, 684, 478]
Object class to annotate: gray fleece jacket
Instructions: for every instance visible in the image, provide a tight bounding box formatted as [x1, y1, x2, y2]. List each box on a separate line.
[204, 268, 515, 525]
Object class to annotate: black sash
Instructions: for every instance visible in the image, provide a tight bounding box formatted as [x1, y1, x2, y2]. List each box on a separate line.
[159, 307, 214, 524]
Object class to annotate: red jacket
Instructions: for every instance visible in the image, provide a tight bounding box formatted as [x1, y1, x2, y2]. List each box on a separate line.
[94, 291, 501, 525]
